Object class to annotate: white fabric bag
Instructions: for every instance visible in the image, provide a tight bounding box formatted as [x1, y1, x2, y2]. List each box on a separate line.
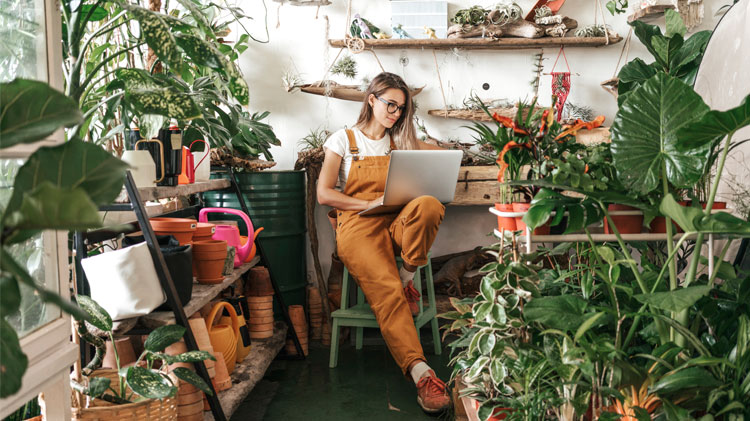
[81, 242, 166, 320]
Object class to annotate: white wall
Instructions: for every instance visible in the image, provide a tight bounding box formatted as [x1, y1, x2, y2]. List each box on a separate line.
[236, 0, 733, 283]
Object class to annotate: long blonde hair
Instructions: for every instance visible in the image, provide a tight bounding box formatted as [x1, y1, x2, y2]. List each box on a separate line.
[355, 72, 419, 150]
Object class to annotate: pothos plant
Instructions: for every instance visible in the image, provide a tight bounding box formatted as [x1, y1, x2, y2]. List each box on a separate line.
[72, 295, 215, 403]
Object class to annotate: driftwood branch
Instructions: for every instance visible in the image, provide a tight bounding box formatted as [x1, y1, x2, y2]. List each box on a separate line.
[448, 18, 545, 39]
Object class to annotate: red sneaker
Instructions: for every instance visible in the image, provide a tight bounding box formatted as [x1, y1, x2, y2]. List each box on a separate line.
[416, 370, 450, 413]
[404, 280, 421, 316]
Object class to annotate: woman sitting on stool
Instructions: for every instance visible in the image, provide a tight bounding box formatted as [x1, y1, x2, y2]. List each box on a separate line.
[317, 72, 450, 414]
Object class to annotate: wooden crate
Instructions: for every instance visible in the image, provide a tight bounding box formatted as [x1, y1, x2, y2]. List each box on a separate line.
[452, 166, 499, 206]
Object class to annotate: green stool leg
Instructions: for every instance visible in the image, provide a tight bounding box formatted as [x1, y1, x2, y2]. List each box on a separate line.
[329, 317, 340, 368]
[425, 259, 441, 355]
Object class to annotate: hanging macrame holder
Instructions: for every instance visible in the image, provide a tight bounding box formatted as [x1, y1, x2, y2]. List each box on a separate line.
[601, 26, 633, 98]
[550, 47, 571, 121]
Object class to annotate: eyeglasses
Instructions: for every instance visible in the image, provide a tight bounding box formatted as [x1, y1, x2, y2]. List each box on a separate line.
[376, 96, 407, 114]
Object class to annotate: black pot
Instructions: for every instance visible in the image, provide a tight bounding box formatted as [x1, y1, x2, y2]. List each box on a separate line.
[122, 235, 193, 310]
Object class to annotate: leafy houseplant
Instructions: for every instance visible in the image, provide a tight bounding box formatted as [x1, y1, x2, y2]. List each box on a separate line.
[72, 295, 215, 405]
[511, 13, 750, 419]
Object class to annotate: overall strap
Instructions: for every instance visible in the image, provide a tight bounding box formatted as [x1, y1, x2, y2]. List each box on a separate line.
[345, 129, 360, 161]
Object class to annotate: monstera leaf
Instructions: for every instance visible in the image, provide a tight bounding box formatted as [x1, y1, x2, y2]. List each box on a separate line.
[611, 73, 711, 195]
[0, 79, 82, 148]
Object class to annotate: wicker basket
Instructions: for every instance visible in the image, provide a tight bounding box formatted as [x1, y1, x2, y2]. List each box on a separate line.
[72, 369, 178, 421]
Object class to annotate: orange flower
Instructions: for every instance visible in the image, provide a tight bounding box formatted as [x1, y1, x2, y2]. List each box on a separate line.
[609, 381, 662, 421]
[539, 108, 555, 135]
[492, 113, 529, 135]
[554, 115, 606, 140]
[496, 141, 531, 182]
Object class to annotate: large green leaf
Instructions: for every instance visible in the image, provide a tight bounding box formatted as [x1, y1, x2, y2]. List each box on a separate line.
[87, 376, 111, 398]
[660, 194, 750, 235]
[143, 325, 185, 352]
[3, 182, 102, 231]
[0, 274, 21, 316]
[174, 0, 213, 38]
[157, 350, 216, 364]
[631, 20, 667, 69]
[670, 31, 711, 78]
[126, 88, 202, 120]
[172, 367, 213, 395]
[125, 366, 177, 399]
[618, 58, 658, 86]
[676, 94, 750, 150]
[0, 79, 82, 148]
[121, 4, 181, 69]
[650, 367, 721, 394]
[174, 33, 223, 69]
[611, 73, 711, 195]
[75, 295, 113, 332]
[523, 295, 588, 331]
[664, 9, 686, 38]
[634, 285, 712, 313]
[0, 318, 28, 398]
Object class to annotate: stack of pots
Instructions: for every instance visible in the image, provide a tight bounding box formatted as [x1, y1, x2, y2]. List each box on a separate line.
[193, 223, 216, 242]
[165, 340, 203, 421]
[188, 317, 216, 379]
[192, 240, 228, 284]
[149, 218, 197, 245]
[307, 286, 323, 341]
[245, 267, 275, 340]
[285, 305, 309, 356]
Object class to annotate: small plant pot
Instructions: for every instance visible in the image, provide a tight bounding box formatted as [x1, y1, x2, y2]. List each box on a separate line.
[150, 217, 197, 245]
[511, 202, 550, 235]
[192, 239, 228, 253]
[494, 203, 517, 233]
[102, 337, 136, 369]
[695, 201, 727, 209]
[193, 222, 216, 242]
[246, 267, 274, 296]
[649, 200, 689, 233]
[604, 204, 644, 234]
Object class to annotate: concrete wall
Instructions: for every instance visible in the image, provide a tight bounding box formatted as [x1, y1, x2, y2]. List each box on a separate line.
[235, 0, 740, 283]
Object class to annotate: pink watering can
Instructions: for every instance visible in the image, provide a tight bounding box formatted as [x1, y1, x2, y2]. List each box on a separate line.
[198, 208, 256, 268]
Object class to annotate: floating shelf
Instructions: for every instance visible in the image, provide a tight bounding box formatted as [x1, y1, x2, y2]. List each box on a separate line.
[329, 36, 622, 50]
[427, 106, 533, 122]
[628, 4, 676, 23]
[298, 84, 424, 102]
[494, 229, 700, 243]
[204, 321, 287, 420]
[141, 256, 261, 329]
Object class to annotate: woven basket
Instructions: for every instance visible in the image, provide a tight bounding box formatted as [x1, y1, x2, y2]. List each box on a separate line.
[72, 369, 178, 421]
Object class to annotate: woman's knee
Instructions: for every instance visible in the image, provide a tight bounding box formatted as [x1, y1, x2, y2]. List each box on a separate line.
[412, 195, 445, 223]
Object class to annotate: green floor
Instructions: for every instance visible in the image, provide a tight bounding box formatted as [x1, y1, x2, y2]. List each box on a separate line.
[232, 328, 454, 421]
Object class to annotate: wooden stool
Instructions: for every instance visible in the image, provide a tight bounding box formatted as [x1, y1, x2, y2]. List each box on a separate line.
[328, 253, 441, 368]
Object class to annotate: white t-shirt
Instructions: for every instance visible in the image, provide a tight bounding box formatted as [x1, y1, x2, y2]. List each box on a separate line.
[323, 127, 393, 187]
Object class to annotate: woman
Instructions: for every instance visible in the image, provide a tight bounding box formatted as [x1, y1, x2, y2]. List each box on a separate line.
[317, 72, 450, 413]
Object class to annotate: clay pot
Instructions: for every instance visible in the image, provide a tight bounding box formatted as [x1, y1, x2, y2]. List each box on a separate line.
[103, 337, 136, 369]
[192, 240, 227, 284]
[494, 203, 517, 233]
[286, 305, 309, 356]
[511, 202, 550, 235]
[650, 200, 689, 233]
[604, 204, 644, 234]
[247, 296, 275, 339]
[193, 222, 216, 242]
[246, 267, 274, 296]
[212, 351, 232, 392]
[188, 318, 216, 379]
[149, 218, 197, 245]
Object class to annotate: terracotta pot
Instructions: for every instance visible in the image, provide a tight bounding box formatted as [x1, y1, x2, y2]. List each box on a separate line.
[247, 295, 274, 310]
[149, 217, 197, 245]
[694, 201, 727, 209]
[246, 267, 274, 296]
[650, 200, 689, 233]
[187, 318, 216, 378]
[103, 337, 136, 369]
[604, 204, 644, 234]
[192, 240, 227, 284]
[192, 240, 228, 253]
[511, 202, 550, 235]
[211, 351, 232, 391]
[286, 305, 309, 356]
[456, 376, 510, 421]
[193, 222, 216, 242]
[494, 203, 517, 233]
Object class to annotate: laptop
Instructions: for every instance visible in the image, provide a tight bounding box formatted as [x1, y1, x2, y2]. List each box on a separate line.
[358, 150, 463, 216]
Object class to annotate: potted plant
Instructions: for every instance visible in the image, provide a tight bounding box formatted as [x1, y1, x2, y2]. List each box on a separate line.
[71, 295, 216, 419]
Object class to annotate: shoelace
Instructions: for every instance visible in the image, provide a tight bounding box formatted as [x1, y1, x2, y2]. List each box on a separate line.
[404, 282, 421, 302]
[417, 374, 447, 396]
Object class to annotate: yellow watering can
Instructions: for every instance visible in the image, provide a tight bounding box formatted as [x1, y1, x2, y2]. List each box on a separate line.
[206, 301, 240, 374]
[219, 297, 253, 363]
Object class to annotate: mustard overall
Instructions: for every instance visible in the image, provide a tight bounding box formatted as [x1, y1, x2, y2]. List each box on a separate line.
[335, 129, 445, 374]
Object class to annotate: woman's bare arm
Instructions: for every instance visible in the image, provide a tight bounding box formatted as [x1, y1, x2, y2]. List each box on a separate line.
[317, 148, 382, 210]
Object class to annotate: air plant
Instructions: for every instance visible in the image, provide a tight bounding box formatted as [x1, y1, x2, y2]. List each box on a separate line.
[488, 2, 523, 25]
[298, 126, 331, 151]
[282, 68, 302, 92]
[564, 103, 595, 122]
[331, 55, 357, 79]
[451, 5, 488, 26]
[534, 5, 552, 18]
[575, 24, 611, 38]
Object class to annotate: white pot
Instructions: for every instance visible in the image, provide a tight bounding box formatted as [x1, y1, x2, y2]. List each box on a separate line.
[121, 150, 157, 188]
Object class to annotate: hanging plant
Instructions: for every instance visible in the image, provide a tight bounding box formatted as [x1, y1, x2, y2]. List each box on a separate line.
[331, 55, 358, 79]
[575, 24, 610, 37]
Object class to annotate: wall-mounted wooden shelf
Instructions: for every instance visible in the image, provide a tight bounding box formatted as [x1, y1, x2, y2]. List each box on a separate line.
[628, 4, 675, 23]
[298, 84, 424, 102]
[427, 106, 536, 122]
[329, 35, 622, 50]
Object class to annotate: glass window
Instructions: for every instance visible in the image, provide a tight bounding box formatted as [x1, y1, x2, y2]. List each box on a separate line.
[0, 0, 49, 82]
[0, 160, 61, 338]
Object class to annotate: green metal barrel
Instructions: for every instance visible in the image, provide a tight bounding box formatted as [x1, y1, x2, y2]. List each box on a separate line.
[204, 170, 307, 313]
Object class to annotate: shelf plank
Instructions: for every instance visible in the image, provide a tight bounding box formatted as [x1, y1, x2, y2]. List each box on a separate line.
[141, 256, 261, 329]
[299, 84, 423, 102]
[493, 229, 700, 243]
[628, 4, 675, 23]
[204, 322, 288, 420]
[115, 179, 231, 203]
[427, 106, 536, 122]
[329, 36, 622, 50]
